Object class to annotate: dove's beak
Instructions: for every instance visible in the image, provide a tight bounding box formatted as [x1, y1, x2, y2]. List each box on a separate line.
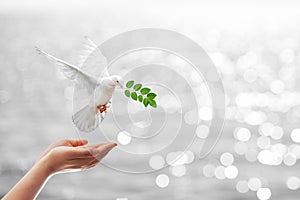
[117, 82, 124, 89]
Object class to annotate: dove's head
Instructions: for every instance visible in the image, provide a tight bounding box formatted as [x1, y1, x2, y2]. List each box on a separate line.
[109, 75, 124, 89]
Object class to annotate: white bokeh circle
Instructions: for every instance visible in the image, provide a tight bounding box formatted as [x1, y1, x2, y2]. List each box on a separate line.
[73, 28, 225, 174]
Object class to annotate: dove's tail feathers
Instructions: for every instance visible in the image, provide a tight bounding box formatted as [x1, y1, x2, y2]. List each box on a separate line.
[72, 105, 99, 132]
[84, 36, 98, 49]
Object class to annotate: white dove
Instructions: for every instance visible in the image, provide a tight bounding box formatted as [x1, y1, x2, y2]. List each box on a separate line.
[36, 37, 123, 132]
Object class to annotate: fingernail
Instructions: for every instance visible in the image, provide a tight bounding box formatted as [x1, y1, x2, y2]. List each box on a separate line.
[106, 142, 117, 147]
[105, 143, 117, 149]
[80, 140, 88, 144]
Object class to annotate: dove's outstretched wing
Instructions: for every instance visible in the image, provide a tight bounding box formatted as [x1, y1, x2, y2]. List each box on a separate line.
[77, 36, 110, 78]
[36, 47, 98, 94]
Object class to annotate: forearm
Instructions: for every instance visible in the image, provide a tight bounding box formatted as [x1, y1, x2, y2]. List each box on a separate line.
[2, 141, 115, 200]
[3, 158, 52, 200]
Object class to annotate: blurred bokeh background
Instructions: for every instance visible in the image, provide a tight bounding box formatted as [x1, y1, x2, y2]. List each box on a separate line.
[1, 0, 300, 199]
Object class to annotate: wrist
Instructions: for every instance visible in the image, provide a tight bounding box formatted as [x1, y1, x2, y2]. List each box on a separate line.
[34, 156, 55, 178]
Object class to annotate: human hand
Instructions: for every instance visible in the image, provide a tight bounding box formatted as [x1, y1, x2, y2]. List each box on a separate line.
[3, 140, 117, 200]
[37, 139, 89, 162]
[38, 140, 117, 175]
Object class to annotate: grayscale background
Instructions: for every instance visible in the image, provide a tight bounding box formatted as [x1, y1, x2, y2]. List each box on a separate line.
[1, 0, 300, 200]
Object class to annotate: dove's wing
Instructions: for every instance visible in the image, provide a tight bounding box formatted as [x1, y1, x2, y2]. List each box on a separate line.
[77, 36, 110, 78]
[36, 47, 98, 94]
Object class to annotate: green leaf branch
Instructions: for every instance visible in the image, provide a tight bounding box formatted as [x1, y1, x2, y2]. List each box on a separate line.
[124, 80, 157, 108]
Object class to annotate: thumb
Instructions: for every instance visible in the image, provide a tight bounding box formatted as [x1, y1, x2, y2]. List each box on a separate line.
[68, 139, 88, 147]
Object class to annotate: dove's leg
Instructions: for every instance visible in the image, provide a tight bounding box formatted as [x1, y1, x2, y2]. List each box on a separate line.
[97, 105, 107, 113]
[97, 105, 106, 122]
[100, 112, 105, 122]
[97, 101, 111, 113]
[97, 101, 111, 121]
[106, 101, 112, 108]
[102, 101, 111, 121]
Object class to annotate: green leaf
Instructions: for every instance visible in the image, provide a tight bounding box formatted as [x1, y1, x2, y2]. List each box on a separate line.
[133, 83, 142, 91]
[143, 98, 149, 107]
[138, 95, 143, 102]
[140, 87, 151, 95]
[123, 80, 158, 108]
[131, 92, 137, 100]
[126, 80, 134, 88]
[148, 99, 157, 108]
[147, 92, 157, 99]
[124, 90, 130, 97]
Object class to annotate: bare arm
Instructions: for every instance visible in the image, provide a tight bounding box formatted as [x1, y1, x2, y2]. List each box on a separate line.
[3, 140, 117, 200]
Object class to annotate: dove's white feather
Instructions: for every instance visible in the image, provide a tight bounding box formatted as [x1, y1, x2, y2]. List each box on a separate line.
[72, 76, 122, 132]
[72, 105, 99, 132]
[77, 36, 110, 78]
[36, 40, 123, 133]
[36, 47, 98, 94]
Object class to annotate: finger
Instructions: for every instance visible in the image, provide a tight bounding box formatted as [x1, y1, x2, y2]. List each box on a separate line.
[67, 139, 88, 147]
[70, 146, 92, 158]
[68, 157, 96, 169]
[91, 142, 117, 159]
[84, 142, 115, 153]
[85, 160, 100, 169]
[67, 159, 92, 169]
[82, 158, 100, 169]
[69, 143, 116, 170]
[70, 142, 116, 159]
[86, 143, 105, 149]
[91, 142, 117, 155]
[71, 144, 103, 158]
[89, 158, 100, 166]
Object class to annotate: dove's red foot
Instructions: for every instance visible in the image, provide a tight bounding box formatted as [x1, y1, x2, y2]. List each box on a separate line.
[97, 105, 107, 113]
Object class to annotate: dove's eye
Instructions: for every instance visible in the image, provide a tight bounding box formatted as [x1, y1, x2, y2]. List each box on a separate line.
[116, 80, 119, 83]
